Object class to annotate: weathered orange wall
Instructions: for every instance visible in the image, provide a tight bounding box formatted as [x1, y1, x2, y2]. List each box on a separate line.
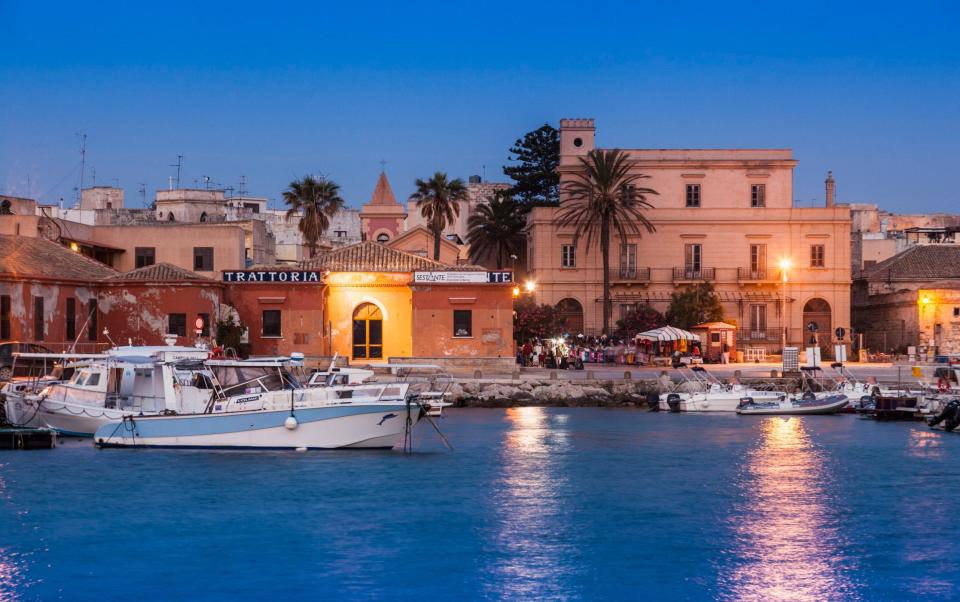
[411, 283, 514, 358]
[226, 283, 326, 356]
[98, 282, 223, 347]
[0, 277, 100, 347]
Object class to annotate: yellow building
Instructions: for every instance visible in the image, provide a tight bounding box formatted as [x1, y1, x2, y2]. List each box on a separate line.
[526, 118, 852, 353]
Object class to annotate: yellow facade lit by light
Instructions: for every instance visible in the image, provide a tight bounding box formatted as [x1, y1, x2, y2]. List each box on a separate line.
[324, 272, 413, 361]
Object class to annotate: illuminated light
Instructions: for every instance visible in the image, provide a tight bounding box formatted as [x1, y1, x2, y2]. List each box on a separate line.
[69, 242, 79, 252]
[512, 286, 520, 298]
[921, 295, 931, 305]
[778, 258, 792, 271]
[524, 280, 536, 293]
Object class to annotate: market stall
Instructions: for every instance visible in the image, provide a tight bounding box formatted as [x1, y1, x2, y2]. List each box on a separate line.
[635, 326, 702, 366]
[691, 322, 737, 363]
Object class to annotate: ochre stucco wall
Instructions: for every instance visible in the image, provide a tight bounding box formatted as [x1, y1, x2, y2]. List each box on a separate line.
[325, 272, 413, 361]
[411, 283, 514, 358]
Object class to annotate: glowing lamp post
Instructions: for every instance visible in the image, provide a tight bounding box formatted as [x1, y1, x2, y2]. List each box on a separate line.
[778, 258, 792, 351]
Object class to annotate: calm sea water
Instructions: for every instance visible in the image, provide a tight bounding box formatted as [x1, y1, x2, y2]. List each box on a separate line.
[1, 409, 959, 601]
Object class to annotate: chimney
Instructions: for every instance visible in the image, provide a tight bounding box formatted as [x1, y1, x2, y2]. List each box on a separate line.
[825, 171, 835, 207]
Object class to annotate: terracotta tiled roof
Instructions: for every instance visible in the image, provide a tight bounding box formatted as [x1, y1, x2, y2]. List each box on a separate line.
[104, 262, 216, 283]
[863, 245, 960, 281]
[299, 240, 462, 272]
[0, 235, 118, 280]
[367, 172, 399, 206]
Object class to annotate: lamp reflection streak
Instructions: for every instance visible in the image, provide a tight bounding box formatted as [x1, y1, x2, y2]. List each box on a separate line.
[486, 407, 575, 599]
[723, 418, 857, 602]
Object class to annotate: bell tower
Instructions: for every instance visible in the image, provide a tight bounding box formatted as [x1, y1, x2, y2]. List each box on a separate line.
[359, 171, 406, 243]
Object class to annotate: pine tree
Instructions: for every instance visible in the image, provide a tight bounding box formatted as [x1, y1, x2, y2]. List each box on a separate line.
[503, 124, 560, 206]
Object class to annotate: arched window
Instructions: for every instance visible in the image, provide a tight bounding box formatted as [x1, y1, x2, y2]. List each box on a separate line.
[555, 298, 584, 335]
[352, 303, 383, 359]
[0, 200, 12, 215]
[376, 233, 390, 243]
[802, 297, 832, 349]
[199, 212, 208, 222]
[167, 212, 175, 222]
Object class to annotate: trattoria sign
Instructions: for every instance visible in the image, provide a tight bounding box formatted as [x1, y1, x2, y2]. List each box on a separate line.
[413, 271, 513, 284]
[222, 270, 323, 283]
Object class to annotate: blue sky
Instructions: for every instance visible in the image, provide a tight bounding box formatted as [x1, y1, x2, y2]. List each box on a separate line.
[1, 0, 958, 212]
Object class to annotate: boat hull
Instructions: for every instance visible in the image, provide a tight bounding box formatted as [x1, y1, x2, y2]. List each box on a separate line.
[36, 399, 131, 437]
[93, 403, 422, 450]
[3, 395, 46, 429]
[737, 395, 850, 416]
[658, 391, 784, 413]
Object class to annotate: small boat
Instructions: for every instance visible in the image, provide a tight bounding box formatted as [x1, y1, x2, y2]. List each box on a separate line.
[928, 398, 960, 432]
[2, 352, 106, 429]
[33, 346, 211, 436]
[93, 357, 429, 450]
[657, 366, 785, 412]
[737, 393, 849, 415]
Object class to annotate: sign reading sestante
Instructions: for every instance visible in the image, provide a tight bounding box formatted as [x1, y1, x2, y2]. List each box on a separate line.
[413, 271, 513, 284]
[222, 270, 323, 283]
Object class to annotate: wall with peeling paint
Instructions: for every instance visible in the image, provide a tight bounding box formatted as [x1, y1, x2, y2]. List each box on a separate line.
[411, 284, 514, 358]
[226, 282, 326, 356]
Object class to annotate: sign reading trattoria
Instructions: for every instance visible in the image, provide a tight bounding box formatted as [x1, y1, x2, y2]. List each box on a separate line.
[413, 271, 513, 284]
[222, 270, 323, 283]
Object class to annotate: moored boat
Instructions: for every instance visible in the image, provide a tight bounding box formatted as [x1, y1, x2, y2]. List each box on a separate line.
[657, 366, 785, 412]
[736, 393, 849, 415]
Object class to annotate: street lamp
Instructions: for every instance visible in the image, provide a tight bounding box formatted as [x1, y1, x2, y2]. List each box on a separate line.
[524, 280, 536, 294]
[778, 258, 792, 351]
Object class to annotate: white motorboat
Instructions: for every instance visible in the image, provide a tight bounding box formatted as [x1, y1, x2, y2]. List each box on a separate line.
[736, 393, 850, 415]
[94, 357, 428, 450]
[33, 346, 211, 437]
[658, 366, 785, 412]
[2, 352, 105, 428]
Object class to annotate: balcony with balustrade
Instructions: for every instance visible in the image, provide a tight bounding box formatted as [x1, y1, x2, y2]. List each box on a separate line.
[609, 267, 651, 284]
[737, 267, 778, 284]
[672, 267, 715, 283]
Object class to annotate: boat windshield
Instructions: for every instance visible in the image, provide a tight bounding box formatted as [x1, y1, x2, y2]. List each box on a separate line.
[212, 364, 300, 396]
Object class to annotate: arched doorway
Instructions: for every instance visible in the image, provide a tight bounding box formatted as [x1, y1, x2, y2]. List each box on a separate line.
[802, 298, 832, 349]
[199, 212, 208, 222]
[352, 303, 383, 359]
[556, 298, 584, 336]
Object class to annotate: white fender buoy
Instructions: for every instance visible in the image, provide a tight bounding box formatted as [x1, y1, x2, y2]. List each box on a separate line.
[284, 416, 298, 430]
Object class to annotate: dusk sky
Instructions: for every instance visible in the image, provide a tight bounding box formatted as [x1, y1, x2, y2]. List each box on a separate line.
[2, 0, 958, 212]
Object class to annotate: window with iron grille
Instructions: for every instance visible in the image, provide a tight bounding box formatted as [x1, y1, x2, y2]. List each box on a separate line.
[168, 313, 186, 337]
[193, 247, 214, 271]
[453, 310, 472, 338]
[685, 184, 701, 208]
[810, 244, 825, 268]
[262, 310, 282, 337]
[0, 295, 10, 339]
[751, 184, 766, 207]
[135, 247, 156, 268]
[33, 297, 44, 341]
[561, 244, 576, 268]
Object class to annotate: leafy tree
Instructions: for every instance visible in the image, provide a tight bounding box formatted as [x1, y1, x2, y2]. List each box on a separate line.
[513, 298, 566, 343]
[410, 172, 467, 261]
[614, 305, 665, 339]
[283, 175, 345, 257]
[503, 124, 560, 206]
[466, 193, 527, 269]
[666, 283, 724, 329]
[214, 314, 247, 353]
[556, 149, 658, 336]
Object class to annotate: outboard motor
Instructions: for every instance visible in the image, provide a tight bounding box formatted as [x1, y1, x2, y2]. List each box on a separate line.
[929, 398, 960, 430]
[647, 392, 661, 412]
[666, 393, 682, 413]
[739, 397, 754, 409]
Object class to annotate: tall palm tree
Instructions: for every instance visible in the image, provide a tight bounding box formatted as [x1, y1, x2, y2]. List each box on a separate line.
[283, 175, 345, 258]
[410, 172, 467, 261]
[557, 149, 658, 335]
[467, 194, 526, 269]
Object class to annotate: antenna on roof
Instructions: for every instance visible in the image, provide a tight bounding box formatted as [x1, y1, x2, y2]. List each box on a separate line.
[482, 165, 486, 182]
[76, 132, 87, 202]
[90, 166, 96, 187]
[138, 183, 146, 206]
[239, 175, 247, 197]
[169, 154, 184, 189]
[202, 175, 211, 189]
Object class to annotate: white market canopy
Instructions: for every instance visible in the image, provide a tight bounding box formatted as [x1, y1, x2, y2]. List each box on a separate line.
[635, 326, 702, 343]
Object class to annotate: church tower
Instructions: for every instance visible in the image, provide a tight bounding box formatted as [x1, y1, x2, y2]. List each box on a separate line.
[359, 171, 406, 242]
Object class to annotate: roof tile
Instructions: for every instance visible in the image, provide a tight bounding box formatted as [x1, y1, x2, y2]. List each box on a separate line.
[0, 235, 118, 280]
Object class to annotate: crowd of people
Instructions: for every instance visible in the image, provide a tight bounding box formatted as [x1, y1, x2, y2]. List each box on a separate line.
[516, 335, 706, 369]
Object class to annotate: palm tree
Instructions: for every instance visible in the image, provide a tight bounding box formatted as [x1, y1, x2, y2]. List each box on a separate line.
[283, 175, 345, 258]
[467, 194, 526, 269]
[410, 172, 467, 261]
[557, 149, 658, 335]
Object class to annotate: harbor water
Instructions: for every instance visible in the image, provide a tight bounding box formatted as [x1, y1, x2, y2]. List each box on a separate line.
[1, 408, 959, 600]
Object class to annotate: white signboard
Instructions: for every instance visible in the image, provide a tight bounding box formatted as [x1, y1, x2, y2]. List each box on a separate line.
[413, 271, 512, 284]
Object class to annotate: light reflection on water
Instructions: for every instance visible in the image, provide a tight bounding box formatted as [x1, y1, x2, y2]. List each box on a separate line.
[485, 407, 577, 599]
[722, 417, 857, 602]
